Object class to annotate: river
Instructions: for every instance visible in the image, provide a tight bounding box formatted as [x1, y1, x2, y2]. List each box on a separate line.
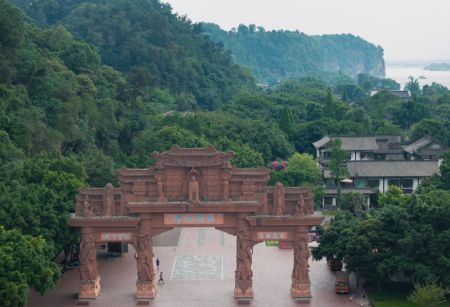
[385, 65, 450, 89]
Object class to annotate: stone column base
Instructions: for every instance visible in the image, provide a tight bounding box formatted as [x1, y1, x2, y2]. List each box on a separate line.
[136, 280, 156, 299]
[291, 284, 311, 298]
[79, 277, 101, 299]
[234, 285, 253, 299]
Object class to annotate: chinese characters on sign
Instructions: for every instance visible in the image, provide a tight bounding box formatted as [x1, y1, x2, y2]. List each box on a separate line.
[256, 231, 288, 240]
[164, 213, 224, 225]
[100, 232, 132, 241]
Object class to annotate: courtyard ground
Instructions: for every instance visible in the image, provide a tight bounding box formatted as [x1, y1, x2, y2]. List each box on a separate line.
[29, 227, 369, 307]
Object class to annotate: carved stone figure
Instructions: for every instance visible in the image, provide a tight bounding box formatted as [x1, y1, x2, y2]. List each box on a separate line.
[304, 194, 314, 215]
[104, 183, 114, 216]
[235, 219, 253, 297]
[273, 182, 285, 216]
[80, 237, 98, 281]
[223, 178, 231, 201]
[188, 176, 200, 203]
[136, 236, 154, 283]
[291, 231, 311, 297]
[294, 194, 305, 217]
[83, 195, 95, 217]
[155, 175, 167, 202]
[261, 193, 269, 215]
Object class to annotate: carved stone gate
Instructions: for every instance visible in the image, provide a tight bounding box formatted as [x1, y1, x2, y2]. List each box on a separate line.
[70, 146, 323, 301]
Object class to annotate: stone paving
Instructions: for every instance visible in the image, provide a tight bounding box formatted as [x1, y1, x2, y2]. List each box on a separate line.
[29, 227, 369, 307]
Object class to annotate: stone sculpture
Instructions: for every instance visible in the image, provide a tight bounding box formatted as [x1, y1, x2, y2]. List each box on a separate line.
[235, 219, 253, 297]
[136, 237, 154, 283]
[291, 232, 311, 297]
[294, 194, 305, 217]
[80, 237, 98, 281]
[83, 195, 95, 217]
[104, 183, 114, 216]
[155, 175, 167, 202]
[273, 182, 285, 216]
[223, 178, 231, 201]
[188, 176, 200, 203]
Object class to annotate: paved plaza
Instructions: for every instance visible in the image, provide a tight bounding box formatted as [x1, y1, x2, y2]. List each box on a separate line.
[29, 228, 368, 307]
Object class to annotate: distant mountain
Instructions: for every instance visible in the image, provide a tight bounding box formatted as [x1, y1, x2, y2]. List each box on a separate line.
[202, 23, 385, 83]
[9, 0, 255, 109]
[424, 63, 450, 71]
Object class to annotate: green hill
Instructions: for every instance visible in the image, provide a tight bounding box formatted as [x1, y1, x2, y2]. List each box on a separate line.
[10, 0, 255, 109]
[202, 23, 385, 83]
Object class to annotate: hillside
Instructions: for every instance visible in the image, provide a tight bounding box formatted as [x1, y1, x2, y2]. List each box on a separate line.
[202, 23, 385, 83]
[10, 0, 255, 109]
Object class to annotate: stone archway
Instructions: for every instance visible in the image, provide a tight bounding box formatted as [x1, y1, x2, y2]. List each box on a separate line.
[70, 146, 323, 302]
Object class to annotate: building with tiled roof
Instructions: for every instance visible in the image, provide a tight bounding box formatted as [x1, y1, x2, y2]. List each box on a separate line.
[313, 135, 446, 209]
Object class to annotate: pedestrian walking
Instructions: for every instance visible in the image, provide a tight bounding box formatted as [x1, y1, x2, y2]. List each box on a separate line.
[158, 272, 164, 284]
[156, 257, 160, 270]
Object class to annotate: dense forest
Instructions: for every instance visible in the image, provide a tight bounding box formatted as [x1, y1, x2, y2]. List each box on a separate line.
[1, 0, 450, 305]
[202, 23, 385, 83]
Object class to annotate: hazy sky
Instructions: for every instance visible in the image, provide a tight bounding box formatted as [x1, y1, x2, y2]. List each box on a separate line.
[165, 0, 450, 62]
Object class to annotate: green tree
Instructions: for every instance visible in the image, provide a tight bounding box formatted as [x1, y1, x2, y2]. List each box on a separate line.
[439, 151, 450, 190]
[279, 106, 295, 136]
[269, 152, 321, 186]
[0, 226, 60, 306]
[329, 140, 349, 206]
[410, 119, 449, 146]
[407, 278, 446, 307]
[405, 76, 421, 97]
[340, 192, 367, 216]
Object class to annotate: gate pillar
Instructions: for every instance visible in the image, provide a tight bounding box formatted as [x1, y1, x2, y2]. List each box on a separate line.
[291, 227, 311, 299]
[135, 214, 156, 299]
[78, 227, 101, 299]
[234, 215, 254, 299]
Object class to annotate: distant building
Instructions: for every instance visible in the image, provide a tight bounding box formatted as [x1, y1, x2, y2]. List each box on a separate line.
[313, 135, 446, 209]
[370, 89, 411, 100]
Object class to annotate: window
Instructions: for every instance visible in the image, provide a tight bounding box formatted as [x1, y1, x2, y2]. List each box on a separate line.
[401, 178, 413, 188]
[355, 178, 367, 188]
[388, 178, 400, 187]
[325, 179, 336, 188]
[324, 197, 335, 206]
[360, 152, 373, 160]
[367, 179, 380, 191]
[374, 154, 386, 160]
[401, 178, 414, 194]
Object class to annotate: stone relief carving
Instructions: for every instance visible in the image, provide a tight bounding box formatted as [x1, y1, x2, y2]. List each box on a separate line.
[136, 236, 155, 284]
[80, 237, 98, 281]
[223, 178, 231, 201]
[235, 219, 253, 293]
[83, 195, 95, 217]
[155, 174, 167, 202]
[304, 193, 314, 215]
[188, 176, 200, 203]
[273, 182, 285, 216]
[104, 183, 114, 216]
[291, 231, 311, 297]
[294, 194, 305, 217]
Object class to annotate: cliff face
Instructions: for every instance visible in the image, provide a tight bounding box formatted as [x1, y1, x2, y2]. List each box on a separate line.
[202, 23, 385, 82]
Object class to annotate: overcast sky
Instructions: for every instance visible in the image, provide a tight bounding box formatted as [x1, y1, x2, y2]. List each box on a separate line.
[165, 0, 450, 62]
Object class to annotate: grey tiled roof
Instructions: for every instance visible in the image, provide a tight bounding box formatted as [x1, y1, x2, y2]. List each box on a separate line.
[347, 160, 440, 177]
[324, 188, 377, 195]
[403, 136, 433, 154]
[313, 136, 378, 150]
